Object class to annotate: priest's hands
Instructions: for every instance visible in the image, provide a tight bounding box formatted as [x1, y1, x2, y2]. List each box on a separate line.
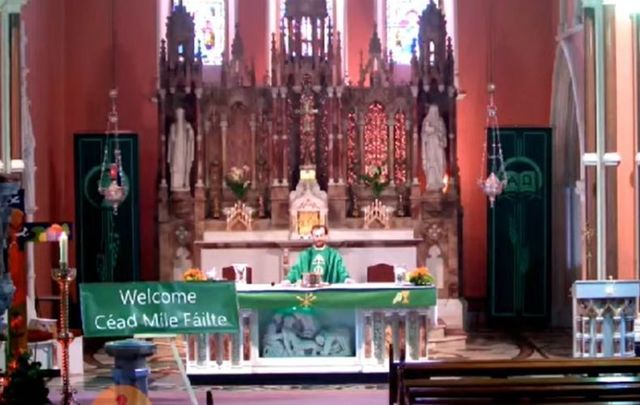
[281, 279, 292, 286]
[344, 278, 355, 284]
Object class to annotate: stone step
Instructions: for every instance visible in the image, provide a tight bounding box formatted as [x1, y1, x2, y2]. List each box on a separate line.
[428, 333, 467, 351]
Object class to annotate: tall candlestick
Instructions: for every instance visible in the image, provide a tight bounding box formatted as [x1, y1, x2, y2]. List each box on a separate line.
[59, 232, 68, 264]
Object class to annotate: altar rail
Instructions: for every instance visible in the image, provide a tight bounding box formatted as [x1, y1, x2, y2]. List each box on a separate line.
[184, 284, 436, 375]
[572, 280, 639, 357]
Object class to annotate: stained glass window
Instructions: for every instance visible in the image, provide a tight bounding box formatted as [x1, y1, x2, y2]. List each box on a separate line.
[386, 0, 429, 64]
[182, 0, 226, 65]
[279, 0, 334, 56]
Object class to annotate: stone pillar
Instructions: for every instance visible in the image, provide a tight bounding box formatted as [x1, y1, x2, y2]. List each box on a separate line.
[220, 116, 228, 182]
[387, 113, 395, 186]
[270, 87, 280, 184]
[106, 339, 156, 397]
[357, 112, 365, 176]
[195, 88, 204, 188]
[336, 86, 345, 184]
[158, 88, 167, 189]
[327, 87, 335, 184]
[410, 85, 420, 186]
[281, 87, 289, 186]
[250, 113, 257, 187]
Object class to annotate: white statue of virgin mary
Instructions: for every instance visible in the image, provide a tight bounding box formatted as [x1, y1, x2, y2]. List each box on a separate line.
[421, 104, 448, 191]
[167, 107, 195, 191]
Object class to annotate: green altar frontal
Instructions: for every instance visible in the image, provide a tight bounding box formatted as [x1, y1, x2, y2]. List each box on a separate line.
[237, 285, 436, 310]
[186, 283, 436, 376]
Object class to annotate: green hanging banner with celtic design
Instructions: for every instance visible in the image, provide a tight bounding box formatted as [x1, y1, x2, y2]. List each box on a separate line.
[488, 127, 551, 323]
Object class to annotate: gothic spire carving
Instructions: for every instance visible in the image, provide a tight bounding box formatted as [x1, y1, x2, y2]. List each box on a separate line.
[368, 24, 382, 56]
[231, 23, 244, 60]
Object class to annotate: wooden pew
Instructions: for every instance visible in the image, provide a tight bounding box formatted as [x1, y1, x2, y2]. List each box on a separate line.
[388, 346, 640, 404]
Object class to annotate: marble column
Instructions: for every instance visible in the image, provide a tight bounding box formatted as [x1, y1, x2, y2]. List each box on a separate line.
[336, 86, 345, 184]
[281, 87, 289, 186]
[270, 87, 280, 184]
[220, 117, 228, 183]
[387, 114, 395, 186]
[410, 85, 420, 185]
[195, 88, 204, 188]
[327, 87, 335, 184]
[250, 113, 257, 188]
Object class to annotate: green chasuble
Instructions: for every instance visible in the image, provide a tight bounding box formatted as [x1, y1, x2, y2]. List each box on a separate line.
[287, 246, 350, 284]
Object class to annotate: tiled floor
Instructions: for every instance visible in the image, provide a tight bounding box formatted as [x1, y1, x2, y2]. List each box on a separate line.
[45, 328, 573, 404]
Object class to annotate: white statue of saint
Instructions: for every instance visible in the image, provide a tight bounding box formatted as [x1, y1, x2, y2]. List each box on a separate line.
[167, 107, 195, 191]
[421, 104, 448, 191]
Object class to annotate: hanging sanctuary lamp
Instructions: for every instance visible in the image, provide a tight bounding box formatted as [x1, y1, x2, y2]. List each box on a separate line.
[477, 2, 507, 207]
[478, 83, 507, 207]
[98, 89, 128, 215]
[97, 0, 128, 215]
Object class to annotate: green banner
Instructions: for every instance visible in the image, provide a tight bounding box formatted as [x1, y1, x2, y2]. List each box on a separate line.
[80, 281, 240, 337]
[237, 287, 436, 310]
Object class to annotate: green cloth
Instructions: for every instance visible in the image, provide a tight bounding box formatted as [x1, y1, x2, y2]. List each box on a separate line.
[287, 246, 350, 284]
[237, 287, 436, 310]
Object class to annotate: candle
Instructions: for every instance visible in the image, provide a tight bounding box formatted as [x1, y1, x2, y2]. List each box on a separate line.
[59, 232, 68, 265]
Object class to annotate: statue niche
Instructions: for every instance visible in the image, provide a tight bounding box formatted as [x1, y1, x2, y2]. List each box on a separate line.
[421, 104, 447, 191]
[168, 107, 195, 192]
[226, 102, 253, 175]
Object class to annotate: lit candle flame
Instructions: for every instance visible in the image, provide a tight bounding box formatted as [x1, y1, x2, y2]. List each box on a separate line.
[442, 173, 449, 193]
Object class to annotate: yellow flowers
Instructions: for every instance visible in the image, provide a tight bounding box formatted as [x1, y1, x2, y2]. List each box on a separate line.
[407, 266, 434, 286]
[183, 268, 206, 281]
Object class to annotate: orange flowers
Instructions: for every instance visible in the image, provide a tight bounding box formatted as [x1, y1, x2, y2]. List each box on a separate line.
[407, 266, 434, 286]
[183, 268, 206, 282]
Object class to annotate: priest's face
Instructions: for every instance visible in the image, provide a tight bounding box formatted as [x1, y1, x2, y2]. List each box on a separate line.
[312, 227, 327, 248]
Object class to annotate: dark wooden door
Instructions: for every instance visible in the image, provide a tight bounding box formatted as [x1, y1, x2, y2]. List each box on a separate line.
[488, 128, 551, 325]
[74, 133, 140, 284]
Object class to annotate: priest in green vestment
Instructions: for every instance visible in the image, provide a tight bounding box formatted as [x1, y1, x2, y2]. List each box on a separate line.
[284, 225, 353, 284]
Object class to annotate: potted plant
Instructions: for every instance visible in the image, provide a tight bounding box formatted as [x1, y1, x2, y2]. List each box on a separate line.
[225, 165, 251, 201]
[360, 165, 389, 200]
[1, 351, 51, 404]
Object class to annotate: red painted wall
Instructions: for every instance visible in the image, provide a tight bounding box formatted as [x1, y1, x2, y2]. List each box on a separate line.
[22, 0, 66, 308]
[238, 0, 268, 84]
[24, 0, 158, 308]
[346, 0, 375, 85]
[22, 0, 556, 311]
[457, 0, 556, 298]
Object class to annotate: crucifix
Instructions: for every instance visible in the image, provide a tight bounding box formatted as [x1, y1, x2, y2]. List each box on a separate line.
[296, 90, 319, 166]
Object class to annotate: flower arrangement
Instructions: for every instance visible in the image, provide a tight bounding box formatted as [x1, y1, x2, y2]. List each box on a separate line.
[406, 267, 434, 286]
[225, 165, 251, 200]
[360, 165, 389, 198]
[183, 268, 206, 282]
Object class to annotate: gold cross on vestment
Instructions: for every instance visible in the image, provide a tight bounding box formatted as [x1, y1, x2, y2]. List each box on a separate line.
[312, 255, 325, 274]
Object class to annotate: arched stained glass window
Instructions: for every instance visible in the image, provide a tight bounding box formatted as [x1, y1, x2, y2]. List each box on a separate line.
[385, 0, 429, 64]
[278, 0, 334, 56]
[182, 0, 226, 65]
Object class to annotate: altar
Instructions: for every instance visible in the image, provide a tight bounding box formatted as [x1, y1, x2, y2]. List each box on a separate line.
[185, 283, 435, 377]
